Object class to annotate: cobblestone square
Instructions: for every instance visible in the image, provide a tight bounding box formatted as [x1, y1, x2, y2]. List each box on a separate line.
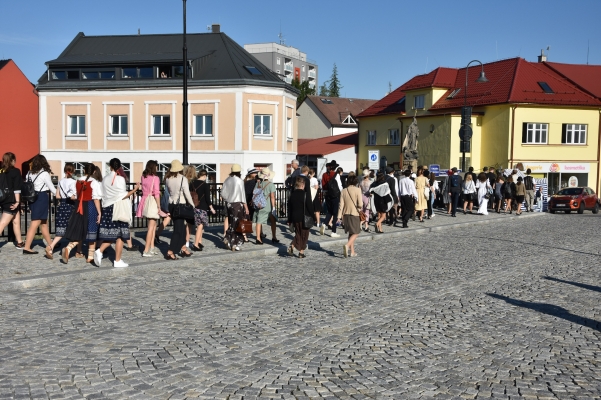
[0, 213, 600, 399]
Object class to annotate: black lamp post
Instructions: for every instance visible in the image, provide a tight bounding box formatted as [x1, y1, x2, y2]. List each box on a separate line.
[460, 60, 488, 172]
[182, 0, 189, 165]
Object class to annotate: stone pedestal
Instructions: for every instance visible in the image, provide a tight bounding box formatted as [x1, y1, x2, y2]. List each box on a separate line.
[402, 159, 418, 172]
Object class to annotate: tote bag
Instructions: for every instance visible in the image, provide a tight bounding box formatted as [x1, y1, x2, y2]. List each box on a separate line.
[112, 199, 132, 224]
[142, 177, 160, 219]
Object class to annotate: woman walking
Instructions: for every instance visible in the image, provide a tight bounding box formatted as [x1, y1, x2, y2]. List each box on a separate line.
[359, 169, 372, 232]
[287, 177, 314, 258]
[46, 163, 77, 259]
[22, 155, 56, 255]
[94, 158, 140, 267]
[429, 172, 439, 218]
[0, 152, 25, 249]
[62, 163, 102, 263]
[475, 172, 491, 215]
[337, 174, 362, 257]
[115, 166, 139, 252]
[442, 169, 453, 214]
[190, 169, 215, 251]
[414, 168, 430, 222]
[136, 160, 162, 257]
[325, 166, 343, 237]
[369, 172, 392, 233]
[221, 164, 248, 251]
[308, 169, 322, 230]
[164, 160, 195, 260]
[252, 167, 279, 245]
[462, 173, 477, 214]
[514, 176, 526, 215]
[494, 176, 505, 213]
[502, 176, 516, 214]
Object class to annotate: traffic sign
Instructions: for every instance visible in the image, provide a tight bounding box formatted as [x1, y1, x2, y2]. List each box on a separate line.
[459, 125, 473, 140]
[368, 150, 379, 170]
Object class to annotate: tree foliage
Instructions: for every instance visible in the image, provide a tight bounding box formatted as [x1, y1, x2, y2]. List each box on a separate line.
[318, 81, 329, 97]
[291, 78, 316, 105]
[327, 63, 342, 97]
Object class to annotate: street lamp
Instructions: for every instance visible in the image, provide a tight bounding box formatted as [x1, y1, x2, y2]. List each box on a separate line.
[460, 60, 488, 172]
[182, 0, 189, 165]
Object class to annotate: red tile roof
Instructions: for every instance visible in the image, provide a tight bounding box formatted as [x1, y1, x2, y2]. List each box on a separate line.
[399, 67, 458, 91]
[304, 96, 377, 127]
[297, 131, 357, 157]
[356, 87, 406, 118]
[544, 61, 601, 100]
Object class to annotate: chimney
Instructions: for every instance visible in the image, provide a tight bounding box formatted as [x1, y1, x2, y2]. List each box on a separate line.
[538, 49, 547, 63]
[211, 24, 220, 33]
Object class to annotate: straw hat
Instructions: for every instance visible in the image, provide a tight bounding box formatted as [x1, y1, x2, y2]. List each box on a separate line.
[170, 160, 184, 172]
[259, 167, 274, 180]
[363, 169, 370, 177]
[231, 164, 242, 173]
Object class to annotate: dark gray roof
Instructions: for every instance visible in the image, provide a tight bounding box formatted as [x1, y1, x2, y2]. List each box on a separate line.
[38, 32, 298, 93]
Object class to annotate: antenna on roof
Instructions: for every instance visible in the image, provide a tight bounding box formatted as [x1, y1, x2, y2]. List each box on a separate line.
[587, 40, 590, 65]
[546, 45, 551, 61]
[137, 28, 140, 36]
[278, 21, 285, 45]
[206, 25, 211, 32]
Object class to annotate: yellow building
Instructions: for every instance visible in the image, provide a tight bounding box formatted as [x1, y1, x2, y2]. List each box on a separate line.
[357, 57, 601, 194]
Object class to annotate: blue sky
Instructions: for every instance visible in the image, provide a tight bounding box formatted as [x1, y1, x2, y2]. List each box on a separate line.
[2, 0, 600, 100]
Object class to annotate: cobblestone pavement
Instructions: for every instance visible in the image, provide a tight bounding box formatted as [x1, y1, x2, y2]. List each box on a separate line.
[0, 213, 600, 399]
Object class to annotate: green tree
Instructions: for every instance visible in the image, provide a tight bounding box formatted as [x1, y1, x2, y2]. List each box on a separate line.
[327, 63, 343, 97]
[318, 81, 329, 97]
[291, 78, 316, 105]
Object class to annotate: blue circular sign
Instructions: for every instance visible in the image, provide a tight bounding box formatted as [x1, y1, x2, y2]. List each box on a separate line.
[370, 154, 377, 161]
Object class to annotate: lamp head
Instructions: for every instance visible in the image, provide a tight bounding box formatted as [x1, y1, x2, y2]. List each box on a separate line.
[476, 71, 488, 83]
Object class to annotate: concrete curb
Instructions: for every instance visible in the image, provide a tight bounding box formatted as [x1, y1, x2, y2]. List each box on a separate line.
[2, 212, 547, 290]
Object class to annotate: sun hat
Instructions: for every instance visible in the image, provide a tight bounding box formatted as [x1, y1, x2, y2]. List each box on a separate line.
[231, 164, 242, 173]
[170, 160, 184, 172]
[246, 167, 259, 176]
[363, 169, 370, 177]
[259, 167, 275, 180]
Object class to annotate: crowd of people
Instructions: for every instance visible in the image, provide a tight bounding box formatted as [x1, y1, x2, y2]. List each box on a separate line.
[0, 152, 542, 265]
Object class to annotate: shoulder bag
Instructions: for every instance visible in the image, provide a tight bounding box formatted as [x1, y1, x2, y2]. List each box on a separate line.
[112, 198, 132, 224]
[171, 176, 195, 220]
[142, 176, 160, 219]
[302, 193, 314, 229]
[0, 171, 10, 204]
[349, 188, 366, 222]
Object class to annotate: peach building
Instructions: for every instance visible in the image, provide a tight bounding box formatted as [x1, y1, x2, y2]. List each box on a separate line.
[36, 29, 298, 182]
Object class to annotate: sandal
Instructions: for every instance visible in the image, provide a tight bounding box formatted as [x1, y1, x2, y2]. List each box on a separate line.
[165, 253, 178, 261]
[45, 246, 53, 260]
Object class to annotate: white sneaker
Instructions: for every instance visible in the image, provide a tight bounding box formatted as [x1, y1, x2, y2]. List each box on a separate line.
[142, 251, 153, 257]
[93, 249, 102, 267]
[151, 247, 160, 255]
[330, 232, 340, 238]
[320, 225, 325, 236]
[114, 259, 129, 268]
[234, 246, 240, 251]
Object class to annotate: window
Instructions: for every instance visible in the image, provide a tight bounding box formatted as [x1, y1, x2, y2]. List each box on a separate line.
[414, 95, 425, 109]
[244, 66, 262, 75]
[254, 115, 272, 135]
[138, 67, 153, 78]
[67, 162, 87, 178]
[320, 98, 333, 104]
[52, 70, 79, 80]
[194, 115, 213, 136]
[342, 115, 355, 124]
[173, 66, 185, 78]
[122, 67, 153, 79]
[538, 82, 554, 94]
[562, 124, 586, 144]
[110, 115, 128, 135]
[82, 70, 115, 80]
[388, 129, 400, 145]
[69, 116, 86, 135]
[287, 117, 292, 139]
[153, 115, 171, 135]
[302, 65, 305, 72]
[367, 130, 377, 146]
[156, 163, 171, 181]
[447, 88, 461, 99]
[105, 162, 130, 181]
[522, 123, 548, 144]
[276, 57, 280, 65]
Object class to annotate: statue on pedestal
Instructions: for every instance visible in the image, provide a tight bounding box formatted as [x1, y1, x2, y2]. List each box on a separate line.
[402, 116, 419, 170]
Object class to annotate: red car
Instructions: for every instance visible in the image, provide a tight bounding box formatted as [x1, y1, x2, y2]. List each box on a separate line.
[548, 187, 599, 214]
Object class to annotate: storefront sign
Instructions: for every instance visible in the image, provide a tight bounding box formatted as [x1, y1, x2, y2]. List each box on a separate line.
[429, 164, 440, 176]
[521, 162, 590, 173]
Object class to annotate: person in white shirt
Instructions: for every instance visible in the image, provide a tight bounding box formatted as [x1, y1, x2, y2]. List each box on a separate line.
[308, 169, 321, 230]
[22, 155, 57, 255]
[398, 169, 418, 228]
[46, 163, 77, 259]
[462, 173, 477, 214]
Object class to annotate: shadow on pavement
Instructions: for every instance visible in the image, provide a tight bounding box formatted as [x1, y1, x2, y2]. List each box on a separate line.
[543, 276, 601, 294]
[486, 293, 601, 332]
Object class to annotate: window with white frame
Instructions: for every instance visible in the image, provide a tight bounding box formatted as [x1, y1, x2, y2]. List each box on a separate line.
[562, 124, 587, 144]
[105, 162, 130, 181]
[153, 115, 171, 135]
[156, 163, 171, 181]
[67, 162, 87, 178]
[194, 115, 213, 136]
[414, 95, 425, 109]
[69, 115, 86, 135]
[367, 130, 377, 146]
[287, 117, 292, 139]
[254, 115, 272, 136]
[388, 129, 400, 145]
[110, 115, 128, 135]
[522, 123, 548, 144]
[276, 57, 280, 65]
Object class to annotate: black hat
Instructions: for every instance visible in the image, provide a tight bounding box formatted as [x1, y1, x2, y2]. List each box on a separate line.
[451, 167, 458, 172]
[386, 166, 394, 174]
[329, 160, 339, 168]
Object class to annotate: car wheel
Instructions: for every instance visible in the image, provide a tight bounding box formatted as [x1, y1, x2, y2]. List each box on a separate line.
[593, 203, 599, 214]
[565, 210, 571, 214]
[578, 203, 585, 214]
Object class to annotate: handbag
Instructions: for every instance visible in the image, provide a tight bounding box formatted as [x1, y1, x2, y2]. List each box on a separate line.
[235, 219, 253, 233]
[112, 198, 132, 224]
[424, 186, 430, 200]
[171, 177, 195, 220]
[302, 193, 314, 230]
[142, 177, 160, 219]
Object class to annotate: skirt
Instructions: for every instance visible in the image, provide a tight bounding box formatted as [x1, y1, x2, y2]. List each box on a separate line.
[29, 191, 49, 220]
[55, 199, 75, 237]
[98, 204, 130, 242]
[291, 221, 309, 251]
[194, 208, 209, 227]
[312, 195, 322, 213]
[224, 202, 245, 247]
[515, 195, 525, 205]
[343, 215, 361, 235]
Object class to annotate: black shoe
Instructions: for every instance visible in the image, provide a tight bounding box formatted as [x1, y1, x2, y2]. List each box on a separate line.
[451, 214, 456, 217]
[191, 245, 202, 252]
[271, 238, 280, 244]
[261, 233, 267, 239]
[255, 240, 264, 245]
[402, 223, 408, 228]
[23, 249, 38, 255]
[154, 237, 162, 245]
[125, 245, 139, 251]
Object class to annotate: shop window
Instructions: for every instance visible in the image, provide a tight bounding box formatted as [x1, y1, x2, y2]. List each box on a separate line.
[522, 123, 548, 144]
[254, 115, 272, 136]
[367, 130, 377, 146]
[562, 124, 586, 144]
[110, 115, 128, 135]
[69, 116, 86, 135]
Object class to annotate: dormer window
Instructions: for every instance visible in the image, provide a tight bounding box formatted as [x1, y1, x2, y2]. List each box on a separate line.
[342, 115, 355, 124]
[414, 95, 425, 109]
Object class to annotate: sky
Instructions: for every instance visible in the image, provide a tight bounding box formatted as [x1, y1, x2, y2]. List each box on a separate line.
[1, 0, 600, 100]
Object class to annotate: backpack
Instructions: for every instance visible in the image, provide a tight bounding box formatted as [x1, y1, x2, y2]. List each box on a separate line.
[21, 173, 41, 204]
[252, 183, 268, 210]
[190, 181, 204, 208]
[524, 176, 534, 190]
[504, 183, 513, 196]
[0, 171, 9, 204]
[327, 176, 341, 198]
[160, 183, 170, 213]
[450, 175, 460, 188]
[284, 175, 295, 191]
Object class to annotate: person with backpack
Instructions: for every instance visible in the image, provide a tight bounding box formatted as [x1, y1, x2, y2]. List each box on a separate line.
[523, 168, 536, 212]
[252, 167, 279, 245]
[0, 152, 25, 251]
[22, 155, 56, 255]
[385, 167, 399, 226]
[324, 166, 343, 237]
[494, 176, 505, 214]
[45, 163, 77, 259]
[447, 167, 463, 217]
[244, 168, 259, 223]
[501, 176, 516, 214]
[190, 169, 215, 251]
[136, 160, 163, 257]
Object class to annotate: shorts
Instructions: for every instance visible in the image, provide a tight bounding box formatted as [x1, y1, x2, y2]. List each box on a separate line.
[0, 202, 18, 215]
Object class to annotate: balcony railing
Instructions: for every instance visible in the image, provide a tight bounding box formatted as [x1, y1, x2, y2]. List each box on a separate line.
[308, 70, 316, 78]
[284, 64, 293, 72]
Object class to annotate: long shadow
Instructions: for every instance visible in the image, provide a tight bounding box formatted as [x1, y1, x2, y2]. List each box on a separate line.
[486, 293, 601, 332]
[543, 276, 601, 294]
[467, 235, 601, 257]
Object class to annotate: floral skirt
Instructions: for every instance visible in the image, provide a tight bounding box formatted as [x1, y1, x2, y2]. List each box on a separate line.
[224, 202, 245, 247]
[98, 205, 130, 242]
[55, 199, 75, 237]
[194, 208, 209, 227]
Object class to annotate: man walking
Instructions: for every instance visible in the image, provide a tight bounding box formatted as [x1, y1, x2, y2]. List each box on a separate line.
[523, 168, 536, 212]
[398, 170, 417, 228]
[448, 167, 463, 217]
